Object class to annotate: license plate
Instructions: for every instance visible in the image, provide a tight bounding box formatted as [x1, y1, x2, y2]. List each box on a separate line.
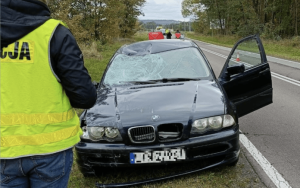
[130, 149, 186, 164]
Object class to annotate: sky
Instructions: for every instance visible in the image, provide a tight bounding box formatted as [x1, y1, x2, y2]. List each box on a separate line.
[138, 0, 190, 21]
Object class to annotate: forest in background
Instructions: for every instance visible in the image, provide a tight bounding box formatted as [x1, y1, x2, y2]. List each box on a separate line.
[182, 0, 299, 39]
[42, 0, 145, 44]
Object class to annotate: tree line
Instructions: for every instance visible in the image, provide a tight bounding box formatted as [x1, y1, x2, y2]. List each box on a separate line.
[182, 0, 299, 39]
[43, 0, 145, 43]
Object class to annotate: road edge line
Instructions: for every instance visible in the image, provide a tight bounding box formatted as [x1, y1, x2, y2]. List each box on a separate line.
[271, 74, 300, 87]
[239, 133, 292, 188]
[271, 73, 300, 84]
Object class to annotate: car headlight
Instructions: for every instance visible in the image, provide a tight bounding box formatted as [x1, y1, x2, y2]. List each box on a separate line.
[88, 127, 105, 140]
[191, 115, 235, 134]
[208, 116, 223, 129]
[105, 127, 119, 138]
[192, 118, 208, 132]
[223, 115, 235, 128]
[81, 126, 122, 142]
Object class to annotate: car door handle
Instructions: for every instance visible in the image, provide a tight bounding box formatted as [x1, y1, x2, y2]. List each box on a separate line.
[259, 68, 270, 74]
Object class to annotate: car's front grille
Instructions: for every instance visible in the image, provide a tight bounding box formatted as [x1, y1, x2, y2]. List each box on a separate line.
[128, 126, 155, 143]
[158, 123, 183, 142]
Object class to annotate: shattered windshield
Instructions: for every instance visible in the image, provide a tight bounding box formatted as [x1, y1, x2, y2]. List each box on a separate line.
[103, 48, 210, 86]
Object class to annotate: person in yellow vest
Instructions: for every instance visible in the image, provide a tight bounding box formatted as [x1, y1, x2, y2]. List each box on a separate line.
[166, 29, 172, 39]
[0, 0, 97, 187]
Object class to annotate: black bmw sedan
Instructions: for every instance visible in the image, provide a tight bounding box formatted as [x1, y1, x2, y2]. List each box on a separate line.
[75, 35, 273, 187]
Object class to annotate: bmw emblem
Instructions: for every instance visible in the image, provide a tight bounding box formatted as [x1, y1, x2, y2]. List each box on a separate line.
[152, 115, 160, 121]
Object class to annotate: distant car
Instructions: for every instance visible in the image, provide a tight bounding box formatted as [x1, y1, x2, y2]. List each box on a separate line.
[76, 36, 273, 187]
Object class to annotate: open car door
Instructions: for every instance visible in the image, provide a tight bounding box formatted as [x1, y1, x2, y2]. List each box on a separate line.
[219, 35, 273, 117]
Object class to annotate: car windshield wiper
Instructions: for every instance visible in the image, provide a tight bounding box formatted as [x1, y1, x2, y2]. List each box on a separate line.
[119, 80, 157, 84]
[119, 78, 201, 85]
[150, 77, 201, 82]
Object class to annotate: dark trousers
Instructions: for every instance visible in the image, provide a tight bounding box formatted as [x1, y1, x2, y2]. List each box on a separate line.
[0, 148, 73, 188]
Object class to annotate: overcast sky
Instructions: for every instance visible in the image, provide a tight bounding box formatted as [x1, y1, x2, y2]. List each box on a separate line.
[138, 0, 189, 21]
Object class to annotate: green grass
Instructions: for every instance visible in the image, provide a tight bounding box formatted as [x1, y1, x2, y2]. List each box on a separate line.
[186, 32, 300, 62]
[69, 31, 265, 188]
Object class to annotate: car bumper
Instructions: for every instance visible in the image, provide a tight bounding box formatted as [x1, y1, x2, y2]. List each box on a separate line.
[75, 125, 240, 173]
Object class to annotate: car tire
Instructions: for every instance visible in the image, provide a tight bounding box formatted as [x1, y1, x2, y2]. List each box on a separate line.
[227, 156, 239, 166]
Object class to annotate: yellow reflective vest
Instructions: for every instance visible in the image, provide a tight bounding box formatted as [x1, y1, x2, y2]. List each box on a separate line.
[0, 19, 82, 159]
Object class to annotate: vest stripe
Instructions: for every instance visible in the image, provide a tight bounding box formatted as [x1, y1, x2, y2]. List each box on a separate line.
[0, 108, 75, 126]
[1, 125, 80, 147]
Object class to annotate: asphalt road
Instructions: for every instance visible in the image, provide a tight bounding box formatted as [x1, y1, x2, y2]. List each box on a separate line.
[191, 39, 300, 188]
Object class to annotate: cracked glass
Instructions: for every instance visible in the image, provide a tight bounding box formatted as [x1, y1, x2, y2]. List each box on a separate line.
[104, 48, 210, 86]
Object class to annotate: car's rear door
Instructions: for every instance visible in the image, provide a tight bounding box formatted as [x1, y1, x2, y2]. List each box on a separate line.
[219, 35, 273, 117]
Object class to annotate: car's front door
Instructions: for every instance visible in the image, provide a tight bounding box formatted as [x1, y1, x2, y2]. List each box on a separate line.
[219, 35, 273, 117]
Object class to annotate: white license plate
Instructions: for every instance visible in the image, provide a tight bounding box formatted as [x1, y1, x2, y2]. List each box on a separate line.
[130, 149, 186, 164]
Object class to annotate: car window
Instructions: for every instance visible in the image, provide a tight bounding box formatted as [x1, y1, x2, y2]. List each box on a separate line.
[228, 38, 262, 70]
[104, 48, 210, 86]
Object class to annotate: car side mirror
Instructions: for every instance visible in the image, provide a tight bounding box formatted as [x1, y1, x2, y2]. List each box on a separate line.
[227, 63, 245, 75]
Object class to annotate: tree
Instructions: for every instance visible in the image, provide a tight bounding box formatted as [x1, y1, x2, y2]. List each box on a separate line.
[48, 0, 89, 42]
[47, 0, 145, 43]
[182, 0, 300, 38]
[119, 0, 146, 38]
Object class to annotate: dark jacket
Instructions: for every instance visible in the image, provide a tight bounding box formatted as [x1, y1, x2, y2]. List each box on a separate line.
[1, 0, 97, 109]
[166, 31, 172, 39]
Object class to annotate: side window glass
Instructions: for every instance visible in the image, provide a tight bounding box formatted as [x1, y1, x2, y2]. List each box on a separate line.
[228, 38, 262, 70]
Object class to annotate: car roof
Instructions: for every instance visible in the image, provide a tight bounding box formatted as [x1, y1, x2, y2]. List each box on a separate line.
[117, 39, 197, 56]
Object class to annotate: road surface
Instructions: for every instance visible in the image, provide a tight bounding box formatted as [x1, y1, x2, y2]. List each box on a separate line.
[191, 39, 300, 188]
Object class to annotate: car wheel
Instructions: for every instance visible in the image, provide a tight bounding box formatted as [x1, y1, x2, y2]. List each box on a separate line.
[227, 156, 239, 166]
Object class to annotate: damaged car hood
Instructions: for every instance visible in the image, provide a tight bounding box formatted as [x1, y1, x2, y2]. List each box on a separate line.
[85, 80, 225, 129]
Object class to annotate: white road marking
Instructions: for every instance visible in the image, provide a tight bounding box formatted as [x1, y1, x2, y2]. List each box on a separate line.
[271, 74, 300, 87]
[200, 47, 300, 87]
[201, 48, 228, 59]
[240, 133, 292, 188]
[198, 45, 294, 188]
[271, 72, 300, 84]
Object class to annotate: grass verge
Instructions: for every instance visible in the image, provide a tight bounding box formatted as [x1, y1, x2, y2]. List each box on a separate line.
[69, 31, 266, 188]
[186, 32, 300, 62]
